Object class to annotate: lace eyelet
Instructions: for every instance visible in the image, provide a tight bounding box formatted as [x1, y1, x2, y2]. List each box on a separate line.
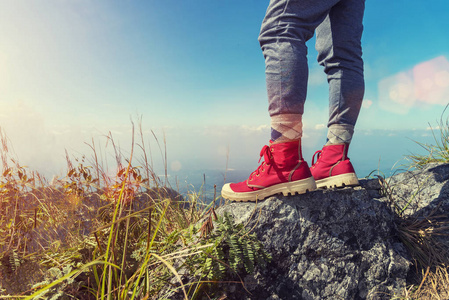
[256, 174, 260, 177]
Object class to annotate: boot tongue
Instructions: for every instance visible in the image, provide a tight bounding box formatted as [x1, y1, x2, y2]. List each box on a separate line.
[321, 144, 346, 163]
[270, 142, 300, 168]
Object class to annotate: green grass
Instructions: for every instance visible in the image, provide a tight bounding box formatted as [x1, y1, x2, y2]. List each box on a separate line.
[406, 104, 449, 168]
[0, 124, 269, 300]
[2, 105, 449, 299]
[368, 104, 449, 299]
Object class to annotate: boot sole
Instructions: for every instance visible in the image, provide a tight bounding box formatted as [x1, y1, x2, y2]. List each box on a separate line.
[221, 176, 317, 202]
[315, 173, 359, 189]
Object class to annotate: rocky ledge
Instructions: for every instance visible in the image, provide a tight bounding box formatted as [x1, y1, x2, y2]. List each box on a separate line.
[216, 163, 449, 300]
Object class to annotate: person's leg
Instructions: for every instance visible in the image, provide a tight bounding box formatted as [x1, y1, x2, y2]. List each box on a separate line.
[316, 0, 365, 143]
[259, 0, 339, 143]
[311, 0, 365, 188]
[222, 0, 339, 201]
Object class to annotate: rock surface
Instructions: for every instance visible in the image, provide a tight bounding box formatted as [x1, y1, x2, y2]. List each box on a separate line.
[215, 163, 449, 299]
[218, 186, 411, 300]
[384, 163, 449, 217]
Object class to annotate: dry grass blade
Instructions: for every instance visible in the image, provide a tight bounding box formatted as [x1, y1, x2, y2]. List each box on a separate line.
[396, 204, 449, 299]
[0, 122, 266, 299]
[397, 204, 449, 269]
[151, 253, 189, 300]
[200, 207, 218, 238]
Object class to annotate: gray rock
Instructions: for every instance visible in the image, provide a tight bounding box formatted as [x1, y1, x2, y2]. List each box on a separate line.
[383, 163, 449, 217]
[217, 186, 411, 300]
[359, 178, 383, 198]
[162, 163, 449, 299]
[379, 163, 449, 265]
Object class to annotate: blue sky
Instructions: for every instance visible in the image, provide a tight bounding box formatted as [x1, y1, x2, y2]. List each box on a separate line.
[1, 0, 449, 183]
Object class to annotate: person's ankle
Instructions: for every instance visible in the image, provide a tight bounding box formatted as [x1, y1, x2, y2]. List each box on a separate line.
[326, 124, 354, 145]
[271, 138, 300, 145]
[270, 114, 302, 142]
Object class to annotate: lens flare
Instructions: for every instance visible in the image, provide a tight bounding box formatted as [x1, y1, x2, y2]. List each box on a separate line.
[379, 56, 449, 113]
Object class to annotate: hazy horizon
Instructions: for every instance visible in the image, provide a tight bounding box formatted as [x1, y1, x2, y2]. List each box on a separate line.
[1, 0, 449, 189]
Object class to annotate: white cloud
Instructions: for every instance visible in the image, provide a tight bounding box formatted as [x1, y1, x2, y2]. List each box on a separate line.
[378, 56, 449, 114]
[240, 124, 270, 136]
[314, 123, 326, 130]
[378, 70, 415, 114]
[413, 56, 449, 105]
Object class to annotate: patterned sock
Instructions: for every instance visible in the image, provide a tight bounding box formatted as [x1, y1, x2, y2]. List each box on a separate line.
[270, 114, 302, 143]
[326, 124, 354, 145]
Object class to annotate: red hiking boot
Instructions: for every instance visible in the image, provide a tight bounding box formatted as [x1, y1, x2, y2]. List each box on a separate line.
[310, 143, 359, 189]
[221, 141, 316, 202]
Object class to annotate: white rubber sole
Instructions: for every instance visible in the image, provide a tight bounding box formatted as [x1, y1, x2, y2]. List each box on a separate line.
[315, 173, 359, 189]
[221, 176, 317, 202]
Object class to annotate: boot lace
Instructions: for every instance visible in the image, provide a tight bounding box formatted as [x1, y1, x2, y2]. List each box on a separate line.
[248, 145, 273, 181]
[311, 150, 322, 166]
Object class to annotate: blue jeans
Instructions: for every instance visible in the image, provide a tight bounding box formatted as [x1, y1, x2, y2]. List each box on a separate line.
[259, 0, 365, 128]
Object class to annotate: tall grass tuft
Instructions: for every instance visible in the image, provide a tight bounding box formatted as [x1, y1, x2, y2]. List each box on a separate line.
[370, 172, 449, 300]
[368, 103, 449, 299]
[0, 123, 269, 299]
[407, 104, 449, 168]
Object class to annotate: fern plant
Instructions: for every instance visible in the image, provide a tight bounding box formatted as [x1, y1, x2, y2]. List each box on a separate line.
[143, 212, 272, 299]
[200, 212, 271, 281]
[30, 265, 76, 300]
